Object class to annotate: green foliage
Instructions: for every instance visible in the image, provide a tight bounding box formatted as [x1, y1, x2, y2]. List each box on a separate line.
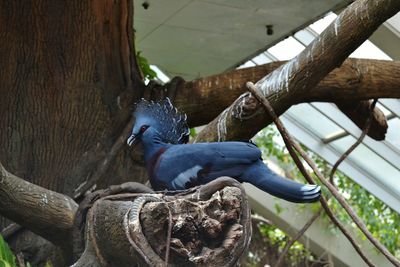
[257, 223, 315, 266]
[254, 125, 400, 258]
[136, 51, 157, 80]
[189, 128, 197, 138]
[0, 235, 16, 267]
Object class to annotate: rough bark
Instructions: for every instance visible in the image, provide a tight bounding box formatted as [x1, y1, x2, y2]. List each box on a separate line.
[194, 0, 400, 143]
[0, 0, 143, 205]
[72, 177, 251, 267]
[336, 99, 387, 140]
[1, 163, 252, 266]
[172, 59, 396, 126]
[168, 58, 395, 140]
[0, 162, 77, 252]
[0, 0, 148, 263]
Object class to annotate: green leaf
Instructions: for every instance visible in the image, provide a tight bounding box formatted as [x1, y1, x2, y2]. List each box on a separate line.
[0, 235, 16, 267]
[274, 202, 283, 215]
[136, 51, 158, 80]
[189, 128, 197, 138]
[0, 259, 12, 267]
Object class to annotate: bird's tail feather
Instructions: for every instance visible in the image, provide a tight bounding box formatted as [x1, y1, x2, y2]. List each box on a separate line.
[242, 161, 321, 203]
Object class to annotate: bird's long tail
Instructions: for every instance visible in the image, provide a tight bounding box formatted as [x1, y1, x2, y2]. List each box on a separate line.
[241, 161, 321, 203]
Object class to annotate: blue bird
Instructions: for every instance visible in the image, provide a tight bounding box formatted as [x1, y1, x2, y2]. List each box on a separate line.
[127, 98, 320, 203]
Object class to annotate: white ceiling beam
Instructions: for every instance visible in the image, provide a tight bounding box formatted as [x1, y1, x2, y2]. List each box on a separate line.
[281, 113, 400, 214]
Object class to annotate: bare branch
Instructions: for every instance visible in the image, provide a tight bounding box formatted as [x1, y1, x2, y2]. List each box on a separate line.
[275, 209, 322, 267]
[330, 99, 378, 183]
[178, 59, 397, 133]
[194, 0, 400, 143]
[247, 83, 399, 267]
[0, 162, 78, 247]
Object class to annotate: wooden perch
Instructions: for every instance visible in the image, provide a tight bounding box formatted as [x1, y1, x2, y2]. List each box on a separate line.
[0, 162, 77, 248]
[194, 0, 400, 143]
[72, 177, 251, 266]
[175, 59, 397, 138]
[0, 162, 251, 266]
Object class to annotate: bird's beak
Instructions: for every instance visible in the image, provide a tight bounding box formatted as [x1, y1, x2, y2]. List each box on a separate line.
[127, 134, 138, 146]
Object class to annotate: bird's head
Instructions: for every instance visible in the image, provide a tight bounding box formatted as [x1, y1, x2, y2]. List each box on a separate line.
[127, 98, 189, 147]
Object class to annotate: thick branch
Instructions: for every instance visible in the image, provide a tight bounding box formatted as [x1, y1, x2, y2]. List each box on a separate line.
[336, 99, 386, 140]
[73, 177, 251, 266]
[0, 162, 78, 247]
[177, 59, 397, 127]
[193, 0, 400, 142]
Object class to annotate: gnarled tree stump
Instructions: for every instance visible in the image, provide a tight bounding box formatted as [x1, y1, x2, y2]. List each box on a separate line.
[72, 177, 251, 267]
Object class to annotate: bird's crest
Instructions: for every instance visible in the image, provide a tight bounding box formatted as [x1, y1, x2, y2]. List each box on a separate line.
[134, 98, 190, 144]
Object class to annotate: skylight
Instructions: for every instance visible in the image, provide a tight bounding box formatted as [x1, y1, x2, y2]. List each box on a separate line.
[238, 12, 400, 214]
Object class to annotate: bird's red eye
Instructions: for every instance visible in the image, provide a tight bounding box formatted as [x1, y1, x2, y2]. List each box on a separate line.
[140, 125, 148, 132]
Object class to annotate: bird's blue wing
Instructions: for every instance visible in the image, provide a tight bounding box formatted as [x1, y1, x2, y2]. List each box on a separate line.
[154, 141, 261, 190]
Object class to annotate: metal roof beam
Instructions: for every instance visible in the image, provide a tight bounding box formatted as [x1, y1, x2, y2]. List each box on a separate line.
[281, 113, 400, 214]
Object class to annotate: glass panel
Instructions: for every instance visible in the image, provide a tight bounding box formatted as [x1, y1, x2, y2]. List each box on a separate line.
[294, 29, 316, 46]
[309, 13, 337, 34]
[237, 60, 256, 69]
[286, 104, 344, 138]
[386, 118, 400, 149]
[387, 12, 400, 36]
[349, 40, 392, 60]
[267, 37, 305, 60]
[330, 136, 400, 195]
[251, 53, 273, 65]
[379, 99, 400, 117]
[376, 101, 393, 117]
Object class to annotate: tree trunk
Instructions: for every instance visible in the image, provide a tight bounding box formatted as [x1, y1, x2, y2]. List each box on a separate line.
[0, 0, 147, 263]
[0, 0, 144, 220]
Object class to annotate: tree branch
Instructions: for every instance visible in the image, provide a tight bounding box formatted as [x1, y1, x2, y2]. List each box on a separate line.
[0, 162, 78, 248]
[330, 100, 378, 183]
[193, 0, 400, 142]
[275, 209, 322, 267]
[247, 83, 399, 266]
[335, 99, 386, 140]
[177, 59, 397, 128]
[247, 83, 381, 267]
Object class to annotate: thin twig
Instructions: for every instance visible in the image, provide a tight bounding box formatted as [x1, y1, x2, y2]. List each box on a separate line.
[318, 198, 376, 267]
[247, 82, 385, 267]
[74, 117, 134, 199]
[329, 99, 378, 184]
[275, 209, 322, 267]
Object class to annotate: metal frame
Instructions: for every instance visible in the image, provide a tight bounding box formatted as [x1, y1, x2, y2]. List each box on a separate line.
[310, 102, 400, 171]
[281, 113, 400, 214]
